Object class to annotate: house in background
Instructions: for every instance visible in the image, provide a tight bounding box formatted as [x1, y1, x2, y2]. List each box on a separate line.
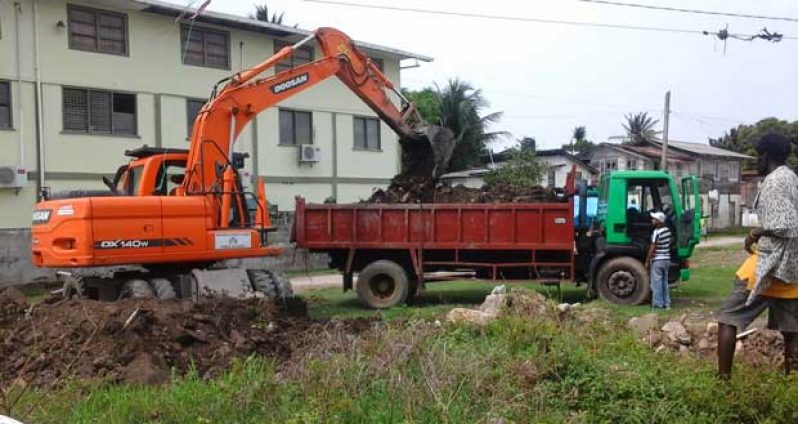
[440, 148, 597, 189]
[580, 140, 752, 230]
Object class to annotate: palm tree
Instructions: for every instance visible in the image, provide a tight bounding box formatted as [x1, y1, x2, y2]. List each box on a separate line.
[572, 126, 586, 143]
[563, 126, 594, 154]
[622, 112, 661, 145]
[436, 79, 509, 172]
[251, 4, 288, 25]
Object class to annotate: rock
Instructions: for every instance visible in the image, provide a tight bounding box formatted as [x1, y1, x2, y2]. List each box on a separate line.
[557, 303, 572, 314]
[479, 294, 509, 315]
[697, 337, 711, 351]
[121, 353, 169, 385]
[661, 321, 692, 345]
[734, 340, 744, 357]
[643, 332, 662, 346]
[1, 288, 28, 307]
[706, 321, 719, 336]
[491, 285, 507, 295]
[446, 308, 497, 325]
[678, 345, 690, 356]
[655, 345, 667, 354]
[628, 313, 659, 337]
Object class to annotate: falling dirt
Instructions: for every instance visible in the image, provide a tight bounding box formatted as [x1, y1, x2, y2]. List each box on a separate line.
[367, 175, 558, 204]
[0, 295, 372, 388]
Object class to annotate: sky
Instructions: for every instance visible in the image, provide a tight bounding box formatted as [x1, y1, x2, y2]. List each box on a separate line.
[204, 0, 797, 151]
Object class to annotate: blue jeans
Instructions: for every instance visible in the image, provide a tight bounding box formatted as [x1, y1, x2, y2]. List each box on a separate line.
[650, 260, 671, 308]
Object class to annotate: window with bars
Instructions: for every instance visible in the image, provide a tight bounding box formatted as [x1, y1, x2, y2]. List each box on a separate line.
[62, 87, 137, 135]
[626, 159, 637, 170]
[279, 109, 312, 146]
[186, 98, 206, 137]
[353, 116, 380, 151]
[67, 5, 127, 56]
[370, 57, 384, 72]
[274, 40, 314, 72]
[181, 25, 229, 69]
[0, 81, 10, 129]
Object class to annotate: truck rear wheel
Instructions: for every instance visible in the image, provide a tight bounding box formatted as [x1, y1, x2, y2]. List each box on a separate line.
[357, 260, 409, 309]
[596, 257, 650, 305]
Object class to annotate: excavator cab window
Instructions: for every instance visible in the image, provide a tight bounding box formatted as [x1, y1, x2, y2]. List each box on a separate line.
[119, 165, 143, 196]
[154, 161, 187, 196]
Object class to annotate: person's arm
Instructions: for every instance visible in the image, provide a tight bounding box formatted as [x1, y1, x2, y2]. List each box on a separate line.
[646, 230, 657, 269]
[745, 227, 784, 253]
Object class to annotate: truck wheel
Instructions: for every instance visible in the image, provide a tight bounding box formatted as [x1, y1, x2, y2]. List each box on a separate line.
[596, 257, 650, 305]
[120, 279, 156, 299]
[357, 260, 409, 309]
[150, 278, 176, 300]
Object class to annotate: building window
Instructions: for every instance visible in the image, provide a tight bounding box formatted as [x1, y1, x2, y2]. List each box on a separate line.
[181, 25, 229, 69]
[279, 109, 312, 146]
[62, 87, 136, 135]
[626, 159, 637, 170]
[601, 159, 617, 174]
[274, 40, 314, 72]
[67, 5, 128, 56]
[353, 116, 380, 150]
[186, 98, 206, 137]
[0, 81, 11, 129]
[547, 168, 556, 187]
[370, 57, 384, 72]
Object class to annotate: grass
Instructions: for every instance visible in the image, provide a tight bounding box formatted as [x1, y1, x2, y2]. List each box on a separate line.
[18, 302, 798, 423]
[10, 245, 769, 423]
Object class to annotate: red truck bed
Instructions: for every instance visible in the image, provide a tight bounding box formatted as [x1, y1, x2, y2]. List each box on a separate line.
[293, 197, 576, 281]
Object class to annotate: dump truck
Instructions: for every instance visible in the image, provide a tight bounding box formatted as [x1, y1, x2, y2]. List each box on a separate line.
[293, 170, 702, 308]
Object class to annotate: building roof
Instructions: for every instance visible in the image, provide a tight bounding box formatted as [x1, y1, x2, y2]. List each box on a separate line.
[646, 139, 753, 160]
[591, 143, 651, 161]
[439, 168, 491, 179]
[133, 0, 433, 62]
[485, 148, 598, 174]
[616, 144, 694, 164]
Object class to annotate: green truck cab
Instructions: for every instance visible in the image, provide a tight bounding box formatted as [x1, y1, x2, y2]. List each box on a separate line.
[587, 170, 701, 304]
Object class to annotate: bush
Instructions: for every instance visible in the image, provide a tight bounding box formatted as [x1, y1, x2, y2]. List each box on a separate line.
[483, 148, 548, 188]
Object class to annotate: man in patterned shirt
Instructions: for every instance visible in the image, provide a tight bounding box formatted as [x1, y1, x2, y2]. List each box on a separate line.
[716, 133, 798, 378]
[646, 211, 672, 309]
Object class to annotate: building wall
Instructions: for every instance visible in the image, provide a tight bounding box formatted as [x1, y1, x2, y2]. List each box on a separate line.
[539, 155, 595, 188]
[0, 0, 411, 284]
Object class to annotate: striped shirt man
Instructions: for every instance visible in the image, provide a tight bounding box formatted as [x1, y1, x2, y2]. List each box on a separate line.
[651, 226, 672, 262]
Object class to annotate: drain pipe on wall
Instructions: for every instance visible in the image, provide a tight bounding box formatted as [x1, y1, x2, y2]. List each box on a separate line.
[32, 0, 46, 198]
[13, 2, 25, 169]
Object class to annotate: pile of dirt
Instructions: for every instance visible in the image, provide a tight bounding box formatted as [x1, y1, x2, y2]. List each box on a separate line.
[367, 175, 558, 204]
[0, 296, 370, 387]
[628, 312, 783, 370]
[0, 288, 28, 326]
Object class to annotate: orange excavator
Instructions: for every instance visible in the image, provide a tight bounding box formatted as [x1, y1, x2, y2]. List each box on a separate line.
[31, 27, 453, 300]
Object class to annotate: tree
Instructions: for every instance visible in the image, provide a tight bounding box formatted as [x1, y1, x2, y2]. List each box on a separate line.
[622, 112, 661, 145]
[404, 80, 509, 172]
[483, 147, 548, 188]
[709, 117, 798, 169]
[562, 126, 595, 154]
[250, 4, 296, 26]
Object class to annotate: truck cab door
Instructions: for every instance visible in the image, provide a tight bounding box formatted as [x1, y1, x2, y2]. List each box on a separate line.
[678, 176, 701, 252]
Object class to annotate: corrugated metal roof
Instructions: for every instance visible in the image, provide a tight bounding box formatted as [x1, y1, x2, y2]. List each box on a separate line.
[132, 0, 433, 61]
[648, 139, 753, 160]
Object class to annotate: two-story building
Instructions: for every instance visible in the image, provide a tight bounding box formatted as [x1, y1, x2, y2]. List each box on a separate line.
[0, 0, 430, 284]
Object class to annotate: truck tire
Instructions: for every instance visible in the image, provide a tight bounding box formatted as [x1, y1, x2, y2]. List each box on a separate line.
[357, 260, 409, 309]
[596, 257, 650, 305]
[248, 270, 279, 298]
[120, 279, 156, 299]
[150, 278, 176, 300]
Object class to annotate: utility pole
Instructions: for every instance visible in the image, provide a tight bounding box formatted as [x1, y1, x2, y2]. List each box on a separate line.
[660, 91, 671, 171]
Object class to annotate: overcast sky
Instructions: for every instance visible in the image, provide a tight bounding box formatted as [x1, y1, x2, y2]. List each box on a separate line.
[207, 0, 797, 151]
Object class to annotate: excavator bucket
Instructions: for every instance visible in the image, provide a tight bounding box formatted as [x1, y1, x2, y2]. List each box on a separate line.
[399, 125, 456, 179]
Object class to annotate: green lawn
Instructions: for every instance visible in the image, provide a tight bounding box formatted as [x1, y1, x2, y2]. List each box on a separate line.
[301, 246, 743, 321]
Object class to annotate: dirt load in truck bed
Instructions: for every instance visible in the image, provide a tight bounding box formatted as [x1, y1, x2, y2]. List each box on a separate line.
[367, 175, 558, 204]
[0, 294, 372, 387]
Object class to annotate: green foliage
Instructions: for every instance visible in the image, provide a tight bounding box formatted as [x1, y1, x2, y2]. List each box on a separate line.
[518, 136, 536, 152]
[709, 117, 798, 169]
[622, 112, 661, 145]
[250, 4, 296, 26]
[404, 79, 509, 173]
[562, 126, 596, 154]
[483, 148, 548, 188]
[402, 87, 441, 124]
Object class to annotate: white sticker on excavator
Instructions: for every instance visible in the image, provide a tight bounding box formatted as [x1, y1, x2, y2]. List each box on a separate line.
[214, 232, 251, 250]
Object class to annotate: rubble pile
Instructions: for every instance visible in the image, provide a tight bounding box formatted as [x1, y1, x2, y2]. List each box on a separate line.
[0, 295, 371, 387]
[628, 312, 783, 369]
[367, 175, 558, 204]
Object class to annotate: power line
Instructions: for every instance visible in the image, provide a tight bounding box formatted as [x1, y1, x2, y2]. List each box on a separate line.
[578, 1, 798, 23]
[302, 0, 793, 39]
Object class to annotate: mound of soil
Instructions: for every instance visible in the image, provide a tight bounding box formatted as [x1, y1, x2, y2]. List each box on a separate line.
[0, 296, 369, 387]
[0, 288, 28, 326]
[367, 175, 558, 204]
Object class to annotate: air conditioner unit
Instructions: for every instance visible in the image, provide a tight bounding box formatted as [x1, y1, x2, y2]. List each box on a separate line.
[0, 166, 27, 189]
[299, 144, 321, 163]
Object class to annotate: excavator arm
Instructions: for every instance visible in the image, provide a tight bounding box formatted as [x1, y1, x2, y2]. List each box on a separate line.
[181, 28, 453, 227]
